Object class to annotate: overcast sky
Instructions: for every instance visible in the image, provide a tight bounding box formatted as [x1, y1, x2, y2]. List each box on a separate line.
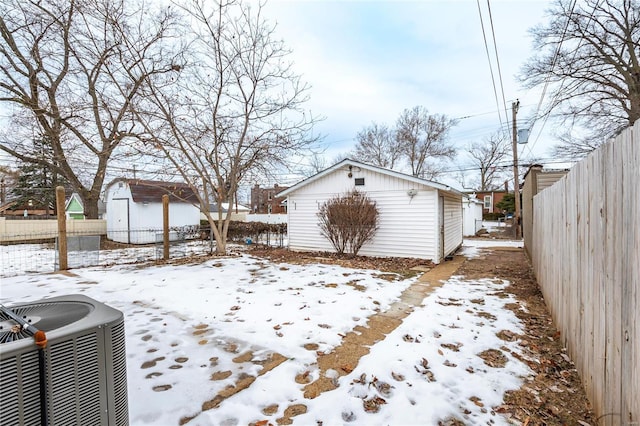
[262, 0, 557, 186]
[1, 0, 559, 191]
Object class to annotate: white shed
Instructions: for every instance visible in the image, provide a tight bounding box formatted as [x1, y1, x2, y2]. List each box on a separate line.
[105, 179, 200, 244]
[278, 159, 464, 263]
[462, 195, 484, 236]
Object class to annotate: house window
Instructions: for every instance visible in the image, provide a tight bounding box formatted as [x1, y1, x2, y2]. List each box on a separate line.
[355, 178, 365, 186]
[483, 195, 492, 209]
[268, 205, 272, 214]
[268, 192, 273, 201]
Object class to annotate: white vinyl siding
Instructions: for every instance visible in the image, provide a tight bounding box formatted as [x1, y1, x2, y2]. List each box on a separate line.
[287, 167, 443, 261]
[287, 194, 333, 253]
[442, 193, 463, 257]
[361, 189, 437, 259]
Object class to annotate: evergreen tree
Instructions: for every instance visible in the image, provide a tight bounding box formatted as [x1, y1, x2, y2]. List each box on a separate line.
[496, 193, 516, 214]
[10, 137, 71, 214]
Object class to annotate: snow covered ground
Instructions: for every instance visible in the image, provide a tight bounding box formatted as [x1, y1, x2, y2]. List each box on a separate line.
[1, 239, 530, 425]
[461, 238, 524, 259]
[0, 239, 215, 277]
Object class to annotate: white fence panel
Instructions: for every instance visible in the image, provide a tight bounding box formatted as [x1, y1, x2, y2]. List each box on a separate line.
[245, 214, 288, 224]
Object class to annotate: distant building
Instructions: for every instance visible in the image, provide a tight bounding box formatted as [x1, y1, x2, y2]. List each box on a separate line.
[250, 184, 288, 214]
[0, 200, 54, 217]
[465, 181, 512, 215]
[522, 165, 569, 258]
[462, 195, 484, 236]
[65, 193, 84, 219]
[472, 190, 509, 214]
[104, 179, 200, 244]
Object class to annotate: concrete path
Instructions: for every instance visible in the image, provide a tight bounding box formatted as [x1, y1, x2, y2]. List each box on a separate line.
[301, 254, 466, 400]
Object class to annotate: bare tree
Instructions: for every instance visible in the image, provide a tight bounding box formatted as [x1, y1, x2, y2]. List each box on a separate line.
[135, 0, 318, 254]
[0, 0, 181, 218]
[550, 130, 606, 160]
[395, 106, 457, 180]
[352, 122, 400, 169]
[304, 152, 329, 176]
[317, 190, 379, 256]
[467, 132, 510, 191]
[520, 0, 640, 156]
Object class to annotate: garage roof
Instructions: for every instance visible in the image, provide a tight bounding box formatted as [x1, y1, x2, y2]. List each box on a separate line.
[278, 158, 465, 198]
[108, 179, 198, 204]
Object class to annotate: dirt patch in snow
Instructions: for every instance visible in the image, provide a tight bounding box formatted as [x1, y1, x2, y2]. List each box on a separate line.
[456, 247, 597, 425]
[245, 246, 431, 279]
[477, 348, 508, 368]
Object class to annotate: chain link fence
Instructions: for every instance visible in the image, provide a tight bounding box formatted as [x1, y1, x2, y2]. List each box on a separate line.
[1, 221, 287, 277]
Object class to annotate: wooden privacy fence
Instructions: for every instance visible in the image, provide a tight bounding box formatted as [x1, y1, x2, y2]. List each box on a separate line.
[531, 121, 639, 425]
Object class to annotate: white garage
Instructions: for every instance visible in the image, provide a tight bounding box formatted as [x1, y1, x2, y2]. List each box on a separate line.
[279, 159, 464, 263]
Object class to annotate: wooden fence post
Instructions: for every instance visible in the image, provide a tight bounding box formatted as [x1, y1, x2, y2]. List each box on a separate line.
[163, 194, 169, 260]
[55, 186, 68, 270]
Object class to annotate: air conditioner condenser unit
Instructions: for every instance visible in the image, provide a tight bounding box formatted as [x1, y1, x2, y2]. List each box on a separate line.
[0, 294, 129, 425]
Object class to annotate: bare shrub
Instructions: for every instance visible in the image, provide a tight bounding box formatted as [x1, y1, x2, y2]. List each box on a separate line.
[317, 191, 379, 256]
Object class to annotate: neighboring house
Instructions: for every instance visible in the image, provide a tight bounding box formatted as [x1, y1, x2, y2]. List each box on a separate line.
[104, 179, 200, 244]
[251, 184, 288, 214]
[64, 194, 105, 219]
[471, 188, 510, 214]
[462, 195, 484, 236]
[65, 193, 84, 219]
[278, 158, 464, 263]
[522, 165, 569, 258]
[0, 200, 54, 217]
[202, 202, 250, 222]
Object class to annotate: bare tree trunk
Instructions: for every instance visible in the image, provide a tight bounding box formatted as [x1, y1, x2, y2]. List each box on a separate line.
[133, 0, 319, 255]
[0, 0, 182, 218]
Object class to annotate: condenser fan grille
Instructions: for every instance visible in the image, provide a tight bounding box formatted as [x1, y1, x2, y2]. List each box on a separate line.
[0, 302, 93, 343]
[0, 326, 31, 343]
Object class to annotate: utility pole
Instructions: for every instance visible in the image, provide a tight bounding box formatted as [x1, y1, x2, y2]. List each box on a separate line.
[511, 100, 522, 239]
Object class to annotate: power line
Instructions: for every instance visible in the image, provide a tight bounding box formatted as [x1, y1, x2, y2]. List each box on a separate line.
[476, 0, 505, 133]
[485, 0, 509, 131]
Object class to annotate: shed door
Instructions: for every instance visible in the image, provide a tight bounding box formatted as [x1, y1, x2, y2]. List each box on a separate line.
[111, 198, 130, 244]
[439, 195, 445, 261]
